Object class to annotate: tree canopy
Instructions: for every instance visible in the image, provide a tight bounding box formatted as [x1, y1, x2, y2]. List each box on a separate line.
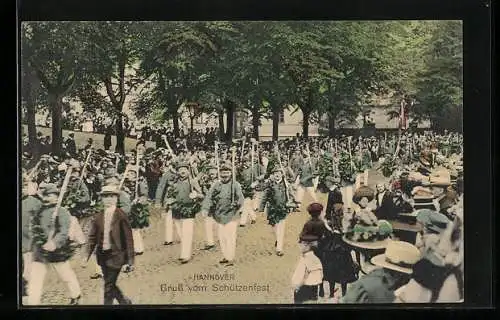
[21, 20, 463, 152]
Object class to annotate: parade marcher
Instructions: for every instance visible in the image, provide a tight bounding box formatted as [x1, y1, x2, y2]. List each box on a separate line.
[199, 164, 219, 250]
[86, 184, 134, 305]
[294, 149, 318, 207]
[291, 241, 324, 304]
[200, 162, 244, 266]
[155, 158, 180, 246]
[340, 241, 420, 304]
[237, 155, 261, 227]
[123, 167, 149, 256]
[27, 184, 82, 305]
[21, 178, 43, 296]
[258, 167, 297, 256]
[165, 162, 204, 264]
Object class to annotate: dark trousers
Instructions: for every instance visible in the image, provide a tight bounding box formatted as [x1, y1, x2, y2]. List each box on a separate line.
[294, 285, 319, 304]
[102, 265, 128, 305]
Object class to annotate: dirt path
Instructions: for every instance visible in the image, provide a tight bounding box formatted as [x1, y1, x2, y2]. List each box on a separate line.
[24, 168, 388, 305]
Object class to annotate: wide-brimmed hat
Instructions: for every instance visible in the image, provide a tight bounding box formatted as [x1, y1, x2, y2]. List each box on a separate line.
[99, 185, 120, 196]
[416, 209, 450, 234]
[353, 185, 375, 203]
[371, 240, 421, 274]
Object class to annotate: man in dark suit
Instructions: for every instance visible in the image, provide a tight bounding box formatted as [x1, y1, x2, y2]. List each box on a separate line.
[87, 184, 134, 305]
[374, 183, 397, 220]
[65, 133, 77, 157]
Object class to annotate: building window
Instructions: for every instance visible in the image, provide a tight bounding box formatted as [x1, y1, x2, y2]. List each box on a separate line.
[279, 110, 285, 123]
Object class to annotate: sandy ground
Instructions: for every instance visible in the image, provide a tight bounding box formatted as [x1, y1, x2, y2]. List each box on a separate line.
[21, 167, 387, 306]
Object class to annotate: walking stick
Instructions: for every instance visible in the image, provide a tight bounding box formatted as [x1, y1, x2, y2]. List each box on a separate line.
[77, 148, 93, 190]
[47, 165, 74, 241]
[215, 141, 220, 180]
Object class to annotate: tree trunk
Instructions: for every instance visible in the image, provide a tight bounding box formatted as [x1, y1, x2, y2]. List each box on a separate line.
[190, 117, 194, 133]
[24, 70, 38, 153]
[272, 107, 280, 141]
[225, 100, 234, 143]
[114, 111, 125, 155]
[217, 110, 225, 140]
[252, 107, 260, 140]
[172, 111, 180, 138]
[302, 109, 310, 138]
[328, 113, 336, 137]
[49, 93, 63, 156]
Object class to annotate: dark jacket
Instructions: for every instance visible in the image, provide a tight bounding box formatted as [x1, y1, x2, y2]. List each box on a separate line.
[87, 208, 135, 269]
[65, 138, 77, 156]
[374, 191, 397, 220]
[325, 188, 344, 231]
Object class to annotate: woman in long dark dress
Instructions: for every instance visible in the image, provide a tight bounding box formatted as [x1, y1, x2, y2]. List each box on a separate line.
[318, 181, 359, 298]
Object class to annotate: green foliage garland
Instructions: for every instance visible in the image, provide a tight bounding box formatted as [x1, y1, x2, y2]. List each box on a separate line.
[129, 202, 151, 229]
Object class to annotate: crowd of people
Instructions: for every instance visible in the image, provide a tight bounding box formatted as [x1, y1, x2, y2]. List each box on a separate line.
[21, 128, 464, 305]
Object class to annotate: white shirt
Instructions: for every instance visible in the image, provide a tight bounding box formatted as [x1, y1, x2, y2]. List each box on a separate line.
[102, 206, 116, 250]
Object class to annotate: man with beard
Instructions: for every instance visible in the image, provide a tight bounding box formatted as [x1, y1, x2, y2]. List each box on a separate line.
[200, 162, 244, 266]
[164, 163, 204, 264]
[258, 167, 297, 256]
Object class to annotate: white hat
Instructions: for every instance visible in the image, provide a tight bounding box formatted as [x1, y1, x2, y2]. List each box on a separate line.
[371, 240, 422, 274]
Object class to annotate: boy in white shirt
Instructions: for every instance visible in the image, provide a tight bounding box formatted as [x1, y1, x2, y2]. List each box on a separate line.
[291, 242, 324, 303]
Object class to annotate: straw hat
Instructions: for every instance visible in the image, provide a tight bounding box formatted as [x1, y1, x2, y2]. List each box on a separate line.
[99, 185, 120, 196]
[371, 240, 421, 274]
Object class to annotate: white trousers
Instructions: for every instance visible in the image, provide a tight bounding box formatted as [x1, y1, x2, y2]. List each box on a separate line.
[295, 186, 318, 204]
[273, 219, 286, 252]
[204, 215, 216, 246]
[240, 197, 257, 225]
[23, 252, 32, 281]
[26, 261, 81, 305]
[163, 209, 181, 243]
[217, 220, 238, 261]
[174, 218, 194, 260]
[132, 229, 144, 253]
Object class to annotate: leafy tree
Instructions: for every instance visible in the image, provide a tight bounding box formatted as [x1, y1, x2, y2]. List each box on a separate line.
[22, 22, 86, 156]
[415, 21, 463, 131]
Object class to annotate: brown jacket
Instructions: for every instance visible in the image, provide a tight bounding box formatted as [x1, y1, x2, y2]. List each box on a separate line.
[87, 208, 135, 269]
